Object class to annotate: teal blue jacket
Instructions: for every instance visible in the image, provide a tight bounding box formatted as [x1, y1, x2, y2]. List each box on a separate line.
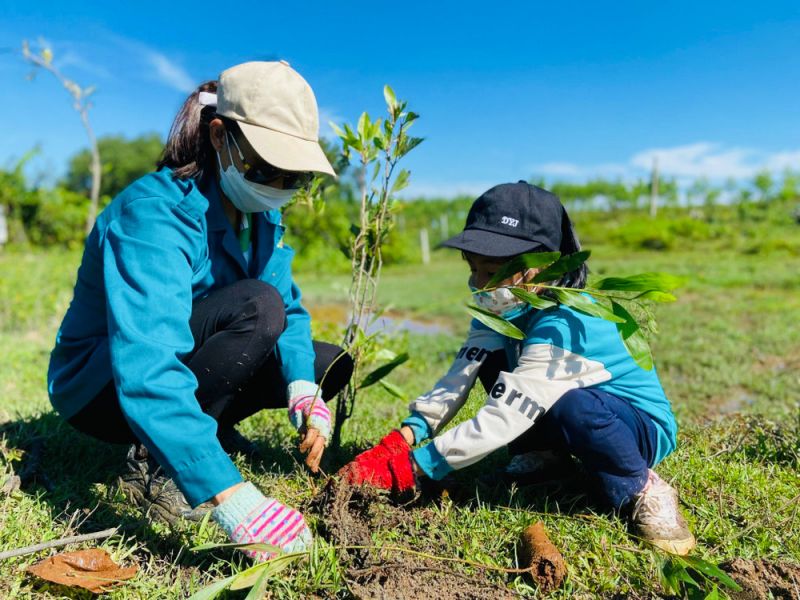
[48, 168, 315, 506]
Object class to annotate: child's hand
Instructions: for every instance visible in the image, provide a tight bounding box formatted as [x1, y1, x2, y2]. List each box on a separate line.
[337, 431, 416, 494]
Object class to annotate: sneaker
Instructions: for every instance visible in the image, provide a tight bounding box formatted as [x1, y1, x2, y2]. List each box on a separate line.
[217, 426, 261, 458]
[499, 450, 576, 486]
[118, 444, 211, 525]
[631, 470, 696, 556]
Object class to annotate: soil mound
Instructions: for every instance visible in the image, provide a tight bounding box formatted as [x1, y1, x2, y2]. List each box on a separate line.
[309, 479, 516, 600]
[722, 558, 800, 600]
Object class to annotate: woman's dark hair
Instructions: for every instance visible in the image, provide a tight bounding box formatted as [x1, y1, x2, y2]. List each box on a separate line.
[157, 80, 221, 180]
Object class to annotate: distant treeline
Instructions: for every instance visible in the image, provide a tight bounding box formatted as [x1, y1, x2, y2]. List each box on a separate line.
[1, 134, 798, 263]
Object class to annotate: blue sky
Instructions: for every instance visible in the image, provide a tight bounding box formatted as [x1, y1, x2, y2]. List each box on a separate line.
[2, 1, 799, 197]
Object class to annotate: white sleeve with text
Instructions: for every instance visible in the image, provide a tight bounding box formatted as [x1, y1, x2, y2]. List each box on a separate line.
[430, 342, 613, 471]
[407, 326, 505, 435]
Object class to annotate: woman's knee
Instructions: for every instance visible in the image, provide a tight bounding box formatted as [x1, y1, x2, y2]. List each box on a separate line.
[314, 342, 354, 399]
[231, 279, 286, 341]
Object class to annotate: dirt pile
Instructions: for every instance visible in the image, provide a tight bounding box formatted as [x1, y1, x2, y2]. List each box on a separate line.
[309, 479, 516, 600]
[722, 558, 800, 600]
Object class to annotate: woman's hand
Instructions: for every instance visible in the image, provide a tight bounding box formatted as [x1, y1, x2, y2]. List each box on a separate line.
[288, 391, 331, 473]
[298, 427, 326, 473]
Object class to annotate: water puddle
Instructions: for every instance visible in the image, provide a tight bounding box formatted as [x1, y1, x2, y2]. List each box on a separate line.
[307, 304, 451, 336]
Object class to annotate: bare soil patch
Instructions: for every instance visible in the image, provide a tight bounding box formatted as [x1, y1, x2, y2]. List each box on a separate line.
[722, 558, 800, 599]
[309, 479, 517, 600]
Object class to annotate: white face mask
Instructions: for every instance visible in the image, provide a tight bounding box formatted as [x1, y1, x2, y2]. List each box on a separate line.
[469, 270, 534, 320]
[216, 137, 298, 213]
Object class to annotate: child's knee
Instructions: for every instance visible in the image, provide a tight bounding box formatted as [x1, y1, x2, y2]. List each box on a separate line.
[549, 389, 610, 443]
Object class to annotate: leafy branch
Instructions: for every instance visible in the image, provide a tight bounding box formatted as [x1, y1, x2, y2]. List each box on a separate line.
[326, 85, 423, 449]
[21, 39, 102, 234]
[467, 250, 684, 370]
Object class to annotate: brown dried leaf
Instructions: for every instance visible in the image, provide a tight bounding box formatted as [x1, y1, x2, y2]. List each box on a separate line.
[26, 548, 137, 593]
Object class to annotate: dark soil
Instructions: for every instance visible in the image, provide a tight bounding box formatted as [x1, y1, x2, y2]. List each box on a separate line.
[722, 558, 800, 600]
[309, 479, 517, 600]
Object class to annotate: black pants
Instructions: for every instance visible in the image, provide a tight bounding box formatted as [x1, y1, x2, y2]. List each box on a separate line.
[69, 279, 354, 444]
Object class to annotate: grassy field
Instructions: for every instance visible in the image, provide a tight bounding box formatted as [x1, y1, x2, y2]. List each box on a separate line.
[1, 209, 799, 598]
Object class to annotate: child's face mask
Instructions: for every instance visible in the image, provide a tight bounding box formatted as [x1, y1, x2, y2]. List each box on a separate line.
[469, 270, 533, 320]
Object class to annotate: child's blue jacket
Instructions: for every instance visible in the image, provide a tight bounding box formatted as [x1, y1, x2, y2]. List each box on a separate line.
[47, 168, 314, 506]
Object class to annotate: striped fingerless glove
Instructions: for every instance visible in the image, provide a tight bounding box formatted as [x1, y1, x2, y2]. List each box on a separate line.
[211, 482, 312, 561]
[287, 380, 331, 443]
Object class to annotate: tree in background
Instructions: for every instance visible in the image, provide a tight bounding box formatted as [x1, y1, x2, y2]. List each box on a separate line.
[64, 134, 163, 202]
[778, 168, 799, 203]
[0, 151, 39, 244]
[753, 170, 774, 203]
[21, 39, 101, 235]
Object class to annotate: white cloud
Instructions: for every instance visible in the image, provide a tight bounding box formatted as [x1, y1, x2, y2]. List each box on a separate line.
[97, 31, 196, 94]
[401, 179, 496, 199]
[143, 51, 195, 94]
[630, 142, 758, 179]
[54, 50, 111, 79]
[531, 161, 630, 179]
[764, 150, 800, 173]
[533, 142, 800, 183]
[534, 162, 582, 177]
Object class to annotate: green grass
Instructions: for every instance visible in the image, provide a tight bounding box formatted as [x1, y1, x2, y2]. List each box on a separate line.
[1, 213, 799, 598]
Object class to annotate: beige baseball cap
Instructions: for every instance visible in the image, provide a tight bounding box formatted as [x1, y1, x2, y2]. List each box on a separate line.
[216, 61, 335, 177]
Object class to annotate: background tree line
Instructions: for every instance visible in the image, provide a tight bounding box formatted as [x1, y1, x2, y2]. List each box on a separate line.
[1, 134, 798, 263]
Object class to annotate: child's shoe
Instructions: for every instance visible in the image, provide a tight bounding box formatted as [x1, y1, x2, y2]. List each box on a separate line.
[631, 470, 696, 556]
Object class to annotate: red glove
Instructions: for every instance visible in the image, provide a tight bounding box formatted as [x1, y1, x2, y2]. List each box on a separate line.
[338, 431, 416, 493]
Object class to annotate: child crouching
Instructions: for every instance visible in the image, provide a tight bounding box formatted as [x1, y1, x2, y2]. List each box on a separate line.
[339, 181, 695, 556]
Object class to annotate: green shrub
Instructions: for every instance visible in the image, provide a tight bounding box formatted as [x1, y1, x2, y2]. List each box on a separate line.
[27, 187, 90, 248]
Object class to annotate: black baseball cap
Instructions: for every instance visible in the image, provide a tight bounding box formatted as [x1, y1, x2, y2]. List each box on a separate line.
[440, 181, 565, 257]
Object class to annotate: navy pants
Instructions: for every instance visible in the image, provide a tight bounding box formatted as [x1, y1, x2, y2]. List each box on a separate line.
[478, 350, 658, 508]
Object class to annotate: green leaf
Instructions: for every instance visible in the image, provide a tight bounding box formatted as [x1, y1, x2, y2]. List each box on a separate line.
[681, 556, 742, 592]
[593, 272, 684, 292]
[329, 122, 345, 139]
[402, 136, 424, 155]
[358, 353, 409, 389]
[391, 169, 410, 194]
[632, 290, 677, 303]
[378, 379, 406, 399]
[191, 541, 283, 553]
[509, 287, 557, 310]
[486, 252, 561, 288]
[553, 290, 625, 323]
[229, 552, 307, 590]
[704, 585, 721, 600]
[383, 84, 397, 109]
[357, 112, 369, 141]
[610, 300, 653, 370]
[465, 304, 525, 340]
[187, 574, 237, 600]
[532, 250, 591, 283]
[244, 567, 270, 600]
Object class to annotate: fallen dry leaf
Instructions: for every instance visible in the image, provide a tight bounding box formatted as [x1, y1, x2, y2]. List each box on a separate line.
[27, 548, 137, 593]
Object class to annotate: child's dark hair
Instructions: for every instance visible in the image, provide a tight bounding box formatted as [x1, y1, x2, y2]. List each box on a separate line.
[157, 81, 245, 181]
[555, 208, 588, 289]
